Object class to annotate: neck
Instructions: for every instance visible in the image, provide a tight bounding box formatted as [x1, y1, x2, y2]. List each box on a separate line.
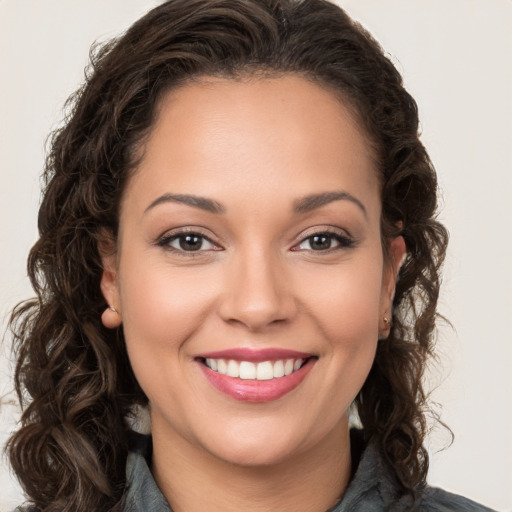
[151, 418, 352, 512]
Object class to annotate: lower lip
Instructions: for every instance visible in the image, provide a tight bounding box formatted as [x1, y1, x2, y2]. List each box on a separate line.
[198, 358, 316, 403]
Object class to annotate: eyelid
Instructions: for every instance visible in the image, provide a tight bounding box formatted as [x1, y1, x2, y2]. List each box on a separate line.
[290, 226, 355, 252]
[156, 227, 223, 254]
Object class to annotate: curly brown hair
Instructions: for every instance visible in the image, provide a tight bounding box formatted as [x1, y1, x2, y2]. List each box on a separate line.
[7, 0, 448, 510]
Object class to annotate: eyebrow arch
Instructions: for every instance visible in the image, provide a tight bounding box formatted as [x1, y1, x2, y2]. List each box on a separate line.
[144, 193, 225, 214]
[293, 191, 367, 218]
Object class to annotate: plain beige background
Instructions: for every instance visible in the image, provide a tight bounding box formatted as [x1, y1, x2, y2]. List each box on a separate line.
[1, 1, 511, 510]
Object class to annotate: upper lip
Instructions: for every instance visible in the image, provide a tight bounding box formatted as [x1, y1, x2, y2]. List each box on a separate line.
[196, 348, 315, 363]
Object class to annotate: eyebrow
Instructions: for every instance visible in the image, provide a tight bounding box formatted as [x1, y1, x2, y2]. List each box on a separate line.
[293, 191, 367, 217]
[144, 190, 367, 217]
[144, 193, 225, 214]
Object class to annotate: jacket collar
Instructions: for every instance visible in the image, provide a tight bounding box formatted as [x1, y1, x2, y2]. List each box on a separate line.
[124, 432, 172, 512]
[123, 430, 411, 512]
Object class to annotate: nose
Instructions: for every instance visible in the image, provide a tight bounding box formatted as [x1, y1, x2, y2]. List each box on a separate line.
[218, 249, 297, 331]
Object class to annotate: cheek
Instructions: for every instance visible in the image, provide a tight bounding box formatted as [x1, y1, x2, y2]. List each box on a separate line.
[298, 255, 383, 348]
[119, 259, 214, 342]
[116, 254, 219, 397]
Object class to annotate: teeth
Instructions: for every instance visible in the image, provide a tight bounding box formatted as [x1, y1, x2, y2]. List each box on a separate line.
[273, 360, 285, 378]
[217, 359, 227, 375]
[204, 357, 306, 380]
[239, 361, 256, 379]
[206, 358, 217, 371]
[227, 360, 240, 378]
[284, 359, 294, 376]
[256, 361, 274, 380]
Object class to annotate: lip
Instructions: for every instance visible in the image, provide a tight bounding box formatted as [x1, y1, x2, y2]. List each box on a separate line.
[197, 355, 317, 403]
[196, 347, 314, 363]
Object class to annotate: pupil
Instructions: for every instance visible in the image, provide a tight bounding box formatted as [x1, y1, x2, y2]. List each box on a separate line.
[311, 234, 331, 250]
[179, 234, 202, 251]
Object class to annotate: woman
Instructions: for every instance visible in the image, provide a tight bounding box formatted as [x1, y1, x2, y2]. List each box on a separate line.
[5, 0, 498, 510]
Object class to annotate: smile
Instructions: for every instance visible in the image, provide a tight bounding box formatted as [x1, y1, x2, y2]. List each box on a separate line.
[196, 349, 317, 402]
[204, 358, 305, 380]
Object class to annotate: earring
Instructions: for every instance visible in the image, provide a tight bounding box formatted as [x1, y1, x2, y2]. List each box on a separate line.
[379, 315, 391, 341]
[102, 305, 121, 328]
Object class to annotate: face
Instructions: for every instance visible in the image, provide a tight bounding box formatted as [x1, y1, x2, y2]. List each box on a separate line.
[101, 75, 404, 466]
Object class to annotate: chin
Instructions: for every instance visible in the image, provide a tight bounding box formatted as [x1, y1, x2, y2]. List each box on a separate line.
[208, 440, 297, 468]
[198, 420, 315, 468]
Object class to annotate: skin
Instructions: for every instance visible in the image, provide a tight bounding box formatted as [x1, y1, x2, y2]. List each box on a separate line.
[101, 75, 405, 512]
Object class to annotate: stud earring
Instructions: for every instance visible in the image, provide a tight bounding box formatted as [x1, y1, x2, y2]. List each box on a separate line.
[378, 315, 392, 341]
[102, 305, 122, 328]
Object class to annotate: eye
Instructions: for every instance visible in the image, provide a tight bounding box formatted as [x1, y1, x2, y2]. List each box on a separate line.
[294, 231, 353, 251]
[158, 232, 218, 252]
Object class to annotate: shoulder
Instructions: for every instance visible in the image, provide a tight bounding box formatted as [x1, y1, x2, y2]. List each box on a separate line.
[334, 430, 497, 512]
[416, 485, 497, 512]
[124, 431, 172, 512]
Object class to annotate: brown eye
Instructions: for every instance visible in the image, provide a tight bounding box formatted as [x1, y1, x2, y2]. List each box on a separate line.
[158, 232, 218, 252]
[295, 231, 354, 252]
[308, 234, 333, 250]
[177, 234, 204, 251]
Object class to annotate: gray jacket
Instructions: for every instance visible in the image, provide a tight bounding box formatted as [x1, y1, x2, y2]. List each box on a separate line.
[123, 431, 496, 511]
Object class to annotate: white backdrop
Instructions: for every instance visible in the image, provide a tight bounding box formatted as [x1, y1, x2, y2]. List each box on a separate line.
[1, 1, 511, 510]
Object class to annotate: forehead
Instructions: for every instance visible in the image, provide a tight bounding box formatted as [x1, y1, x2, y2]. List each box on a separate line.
[124, 75, 380, 217]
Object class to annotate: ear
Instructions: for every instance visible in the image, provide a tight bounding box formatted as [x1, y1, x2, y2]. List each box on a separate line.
[379, 235, 407, 336]
[98, 230, 122, 328]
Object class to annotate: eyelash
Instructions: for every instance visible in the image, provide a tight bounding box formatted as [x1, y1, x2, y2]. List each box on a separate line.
[156, 228, 355, 256]
[291, 230, 355, 252]
[156, 229, 220, 257]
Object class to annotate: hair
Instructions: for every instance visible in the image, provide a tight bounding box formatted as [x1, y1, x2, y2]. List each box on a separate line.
[7, 0, 448, 510]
